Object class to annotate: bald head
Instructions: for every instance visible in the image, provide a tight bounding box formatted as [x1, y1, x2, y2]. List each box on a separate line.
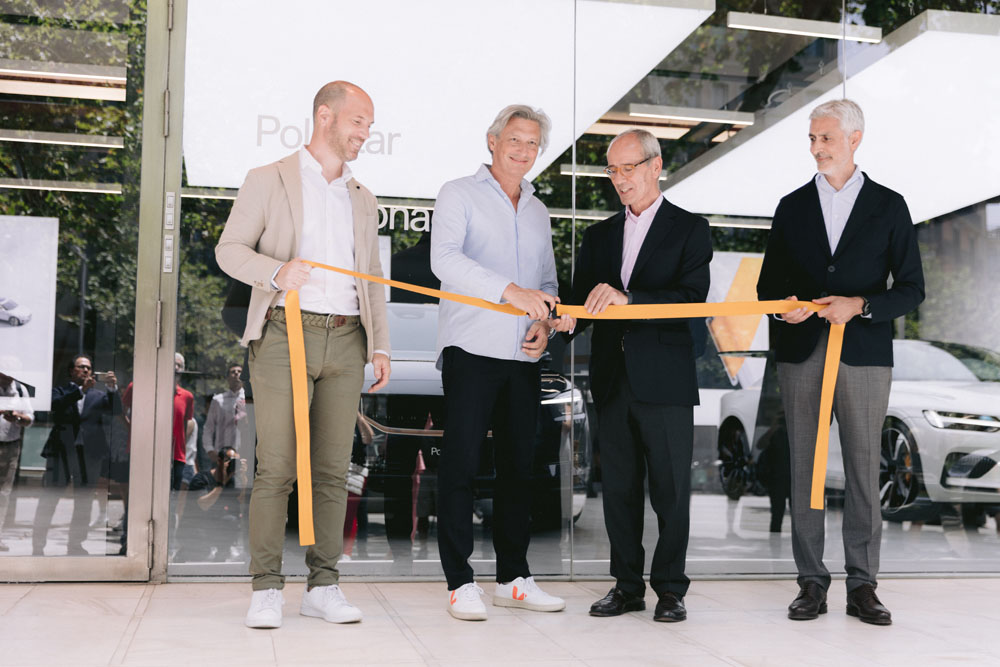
[313, 81, 370, 118]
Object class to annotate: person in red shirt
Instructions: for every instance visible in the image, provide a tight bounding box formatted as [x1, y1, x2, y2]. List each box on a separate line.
[171, 353, 195, 491]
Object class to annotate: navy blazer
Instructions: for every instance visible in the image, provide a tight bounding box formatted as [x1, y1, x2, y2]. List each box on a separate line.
[757, 174, 925, 366]
[43, 382, 121, 460]
[572, 198, 712, 407]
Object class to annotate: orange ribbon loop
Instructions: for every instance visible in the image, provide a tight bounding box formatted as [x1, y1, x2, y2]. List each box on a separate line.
[288, 263, 842, 545]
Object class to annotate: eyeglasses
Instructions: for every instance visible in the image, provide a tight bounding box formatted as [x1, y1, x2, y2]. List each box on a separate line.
[604, 156, 653, 177]
[74, 364, 92, 371]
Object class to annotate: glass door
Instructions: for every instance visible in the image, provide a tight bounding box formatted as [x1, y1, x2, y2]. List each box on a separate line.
[0, 0, 174, 580]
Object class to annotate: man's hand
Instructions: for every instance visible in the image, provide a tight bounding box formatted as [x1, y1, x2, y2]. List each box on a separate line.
[81, 375, 97, 392]
[522, 321, 550, 358]
[2, 411, 29, 425]
[102, 370, 117, 392]
[584, 283, 628, 315]
[369, 353, 391, 392]
[814, 295, 864, 325]
[503, 283, 557, 321]
[275, 258, 312, 291]
[781, 295, 815, 324]
[548, 314, 576, 333]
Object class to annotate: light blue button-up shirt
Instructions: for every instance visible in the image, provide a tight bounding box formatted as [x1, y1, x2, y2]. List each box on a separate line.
[431, 164, 558, 367]
[815, 166, 864, 254]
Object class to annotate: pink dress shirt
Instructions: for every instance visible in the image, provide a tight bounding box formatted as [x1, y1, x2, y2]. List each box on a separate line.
[621, 195, 664, 289]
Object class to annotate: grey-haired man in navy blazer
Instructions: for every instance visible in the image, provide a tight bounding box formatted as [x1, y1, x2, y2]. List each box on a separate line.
[757, 99, 924, 626]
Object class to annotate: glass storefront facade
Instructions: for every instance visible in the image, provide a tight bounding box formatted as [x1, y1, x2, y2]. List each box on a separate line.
[1, 0, 999, 583]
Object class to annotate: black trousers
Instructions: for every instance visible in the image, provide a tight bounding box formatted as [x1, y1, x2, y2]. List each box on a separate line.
[599, 373, 693, 598]
[437, 346, 540, 590]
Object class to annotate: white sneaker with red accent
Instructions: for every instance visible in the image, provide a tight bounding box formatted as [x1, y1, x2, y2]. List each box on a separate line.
[494, 576, 566, 612]
[447, 582, 487, 621]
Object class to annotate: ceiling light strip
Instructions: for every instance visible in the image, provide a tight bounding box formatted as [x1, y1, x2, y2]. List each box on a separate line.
[0, 178, 122, 194]
[0, 79, 126, 102]
[0, 129, 124, 149]
[726, 11, 882, 44]
[629, 103, 755, 126]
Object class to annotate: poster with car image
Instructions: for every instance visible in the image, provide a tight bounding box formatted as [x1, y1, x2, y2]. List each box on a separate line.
[0, 216, 57, 411]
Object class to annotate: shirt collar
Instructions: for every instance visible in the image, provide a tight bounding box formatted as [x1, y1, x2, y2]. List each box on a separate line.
[626, 194, 664, 226]
[815, 165, 863, 193]
[299, 147, 353, 185]
[476, 163, 535, 198]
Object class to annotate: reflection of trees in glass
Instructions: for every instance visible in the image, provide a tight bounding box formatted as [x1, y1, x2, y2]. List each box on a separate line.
[175, 196, 245, 379]
[0, 1, 147, 382]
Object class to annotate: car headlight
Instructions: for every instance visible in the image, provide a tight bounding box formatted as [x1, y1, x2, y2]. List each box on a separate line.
[923, 410, 1000, 433]
[541, 388, 585, 417]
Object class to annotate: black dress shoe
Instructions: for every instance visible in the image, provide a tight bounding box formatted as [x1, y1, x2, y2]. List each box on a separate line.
[589, 587, 646, 617]
[787, 582, 827, 620]
[653, 592, 686, 622]
[847, 584, 892, 626]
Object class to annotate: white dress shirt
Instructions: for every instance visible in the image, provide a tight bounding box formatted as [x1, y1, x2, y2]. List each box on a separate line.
[275, 148, 360, 315]
[815, 166, 864, 254]
[202, 387, 246, 455]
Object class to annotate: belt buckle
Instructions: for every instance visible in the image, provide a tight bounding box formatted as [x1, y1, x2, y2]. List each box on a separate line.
[325, 313, 334, 328]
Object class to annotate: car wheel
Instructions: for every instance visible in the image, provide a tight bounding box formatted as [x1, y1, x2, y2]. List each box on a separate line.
[879, 417, 924, 519]
[8, 317, 19, 326]
[718, 418, 752, 501]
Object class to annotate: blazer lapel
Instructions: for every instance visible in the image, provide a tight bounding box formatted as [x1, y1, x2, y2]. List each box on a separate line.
[609, 211, 626, 289]
[277, 154, 304, 253]
[629, 198, 673, 282]
[348, 179, 368, 271]
[832, 174, 877, 260]
[805, 181, 833, 259]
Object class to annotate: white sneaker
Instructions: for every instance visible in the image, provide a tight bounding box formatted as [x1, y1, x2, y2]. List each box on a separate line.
[494, 576, 566, 612]
[448, 582, 487, 621]
[300, 584, 363, 623]
[245, 588, 284, 628]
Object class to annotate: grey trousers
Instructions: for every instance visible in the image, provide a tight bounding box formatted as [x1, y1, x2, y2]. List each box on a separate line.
[247, 318, 365, 591]
[778, 334, 891, 593]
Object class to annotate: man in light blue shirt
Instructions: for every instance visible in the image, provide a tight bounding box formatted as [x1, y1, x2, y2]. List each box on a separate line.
[430, 104, 573, 621]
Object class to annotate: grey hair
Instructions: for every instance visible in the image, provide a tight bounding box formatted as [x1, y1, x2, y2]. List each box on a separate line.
[486, 104, 551, 154]
[607, 128, 661, 160]
[809, 99, 865, 136]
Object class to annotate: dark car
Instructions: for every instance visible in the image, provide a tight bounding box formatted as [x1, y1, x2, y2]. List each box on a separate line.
[358, 302, 591, 534]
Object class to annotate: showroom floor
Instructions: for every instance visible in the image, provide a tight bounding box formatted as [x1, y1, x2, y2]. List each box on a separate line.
[1, 577, 998, 666]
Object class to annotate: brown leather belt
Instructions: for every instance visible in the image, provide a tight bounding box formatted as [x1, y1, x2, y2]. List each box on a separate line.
[267, 306, 358, 329]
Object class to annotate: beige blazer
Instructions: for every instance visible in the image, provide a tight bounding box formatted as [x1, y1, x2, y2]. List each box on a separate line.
[215, 151, 390, 360]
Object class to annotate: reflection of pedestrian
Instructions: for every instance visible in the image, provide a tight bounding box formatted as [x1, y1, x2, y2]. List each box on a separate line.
[757, 99, 924, 626]
[174, 446, 248, 562]
[0, 370, 33, 552]
[202, 363, 246, 460]
[33, 355, 120, 556]
[172, 353, 195, 490]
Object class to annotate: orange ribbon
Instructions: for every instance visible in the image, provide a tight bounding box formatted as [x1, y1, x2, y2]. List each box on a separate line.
[288, 261, 842, 544]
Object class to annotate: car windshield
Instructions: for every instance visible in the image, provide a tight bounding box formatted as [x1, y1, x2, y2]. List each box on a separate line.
[0, 298, 16, 309]
[892, 340, 1000, 382]
[386, 303, 438, 355]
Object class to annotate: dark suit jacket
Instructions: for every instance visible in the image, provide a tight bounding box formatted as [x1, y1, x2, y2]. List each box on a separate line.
[756, 174, 925, 366]
[43, 382, 121, 460]
[572, 198, 712, 407]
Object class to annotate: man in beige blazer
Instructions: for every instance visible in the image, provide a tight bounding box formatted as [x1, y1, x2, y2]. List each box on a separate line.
[216, 81, 390, 629]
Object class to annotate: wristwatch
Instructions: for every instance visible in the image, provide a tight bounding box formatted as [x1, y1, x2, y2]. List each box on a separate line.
[860, 297, 871, 317]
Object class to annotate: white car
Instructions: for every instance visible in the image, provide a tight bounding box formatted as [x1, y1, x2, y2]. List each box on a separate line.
[717, 339, 1000, 520]
[0, 297, 31, 326]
